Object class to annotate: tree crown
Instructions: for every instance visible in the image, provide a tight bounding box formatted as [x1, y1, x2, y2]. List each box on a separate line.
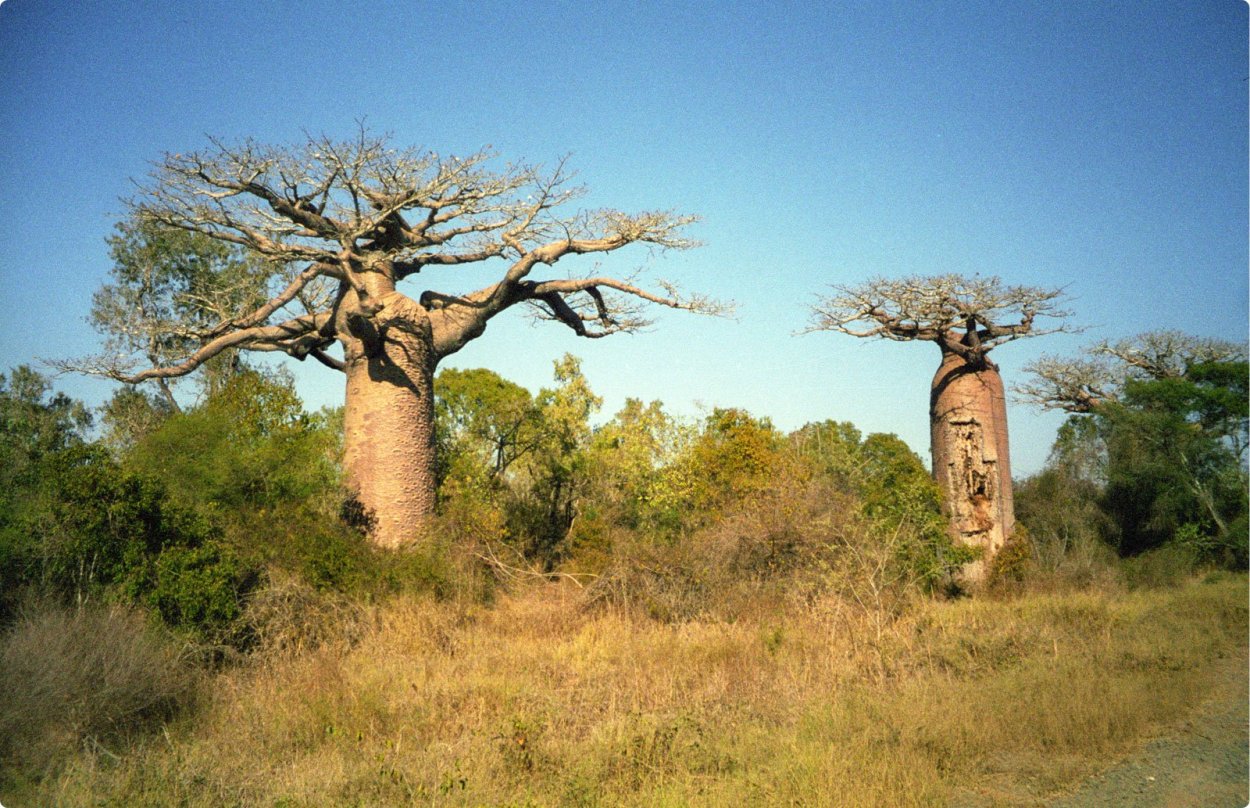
[808, 274, 1071, 365]
[1017, 330, 1248, 413]
[63, 130, 724, 387]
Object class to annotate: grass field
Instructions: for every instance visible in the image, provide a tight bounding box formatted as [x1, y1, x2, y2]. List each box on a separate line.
[3, 571, 1246, 807]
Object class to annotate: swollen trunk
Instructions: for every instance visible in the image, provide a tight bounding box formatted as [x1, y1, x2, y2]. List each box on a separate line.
[341, 293, 439, 548]
[929, 348, 1015, 584]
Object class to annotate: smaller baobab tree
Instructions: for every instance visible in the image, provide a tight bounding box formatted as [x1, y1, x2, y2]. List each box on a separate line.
[809, 274, 1071, 585]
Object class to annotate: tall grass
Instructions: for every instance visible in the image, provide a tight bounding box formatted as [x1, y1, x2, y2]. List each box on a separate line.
[9, 572, 1245, 807]
[0, 602, 199, 783]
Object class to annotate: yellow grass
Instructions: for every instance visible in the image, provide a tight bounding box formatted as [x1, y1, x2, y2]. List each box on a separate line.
[19, 573, 1248, 807]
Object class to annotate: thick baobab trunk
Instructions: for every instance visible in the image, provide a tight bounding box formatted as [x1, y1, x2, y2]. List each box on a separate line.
[929, 348, 1015, 585]
[341, 291, 439, 549]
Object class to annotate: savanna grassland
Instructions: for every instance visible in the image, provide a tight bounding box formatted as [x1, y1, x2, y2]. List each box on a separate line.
[3, 571, 1245, 807]
[1, 355, 1247, 806]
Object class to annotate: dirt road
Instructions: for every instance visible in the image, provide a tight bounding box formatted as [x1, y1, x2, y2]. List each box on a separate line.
[1051, 650, 1248, 808]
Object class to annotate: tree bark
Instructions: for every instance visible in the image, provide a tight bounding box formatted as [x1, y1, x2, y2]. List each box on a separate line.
[340, 290, 439, 549]
[930, 347, 1015, 585]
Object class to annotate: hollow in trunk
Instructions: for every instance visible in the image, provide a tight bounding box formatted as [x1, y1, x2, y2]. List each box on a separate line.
[930, 347, 1015, 585]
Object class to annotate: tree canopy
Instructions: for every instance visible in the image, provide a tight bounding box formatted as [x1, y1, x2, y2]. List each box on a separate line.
[1019, 331, 1249, 564]
[1017, 330, 1247, 414]
[63, 131, 723, 386]
[808, 274, 1071, 365]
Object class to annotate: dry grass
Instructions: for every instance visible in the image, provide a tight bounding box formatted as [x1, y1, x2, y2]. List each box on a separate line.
[6, 573, 1246, 807]
[0, 602, 199, 783]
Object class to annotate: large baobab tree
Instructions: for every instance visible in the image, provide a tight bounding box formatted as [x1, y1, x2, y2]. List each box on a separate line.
[67, 131, 719, 548]
[809, 274, 1069, 584]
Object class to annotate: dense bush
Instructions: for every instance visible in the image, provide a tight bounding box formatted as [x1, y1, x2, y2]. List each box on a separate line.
[125, 369, 339, 516]
[2, 436, 264, 642]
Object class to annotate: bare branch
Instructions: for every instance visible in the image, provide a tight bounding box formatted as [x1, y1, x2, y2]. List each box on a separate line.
[1017, 330, 1248, 412]
[80, 131, 712, 388]
[59, 312, 332, 383]
[808, 274, 1073, 363]
[1015, 355, 1117, 412]
[1095, 330, 1247, 379]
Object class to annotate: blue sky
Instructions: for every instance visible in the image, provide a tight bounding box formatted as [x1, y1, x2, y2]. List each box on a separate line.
[0, 0, 1245, 475]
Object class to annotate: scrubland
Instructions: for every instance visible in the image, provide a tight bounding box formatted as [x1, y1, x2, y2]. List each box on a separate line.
[3, 567, 1244, 807]
[3, 363, 1246, 806]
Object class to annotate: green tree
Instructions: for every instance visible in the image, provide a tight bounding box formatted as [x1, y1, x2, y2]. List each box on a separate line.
[790, 421, 963, 588]
[584, 397, 683, 529]
[0, 366, 91, 490]
[435, 367, 543, 484]
[1014, 417, 1114, 572]
[511, 355, 603, 567]
[86, 216, 270, 408]
[99, 386, 174, 454]
[1022, 333, 1248, 566]
[1099, 361, 1247, 561]
[125, 368, 339, 519]
[0, 370, 254, 638]
[0, 367, 93, 615]
[649, 408, 788, 534]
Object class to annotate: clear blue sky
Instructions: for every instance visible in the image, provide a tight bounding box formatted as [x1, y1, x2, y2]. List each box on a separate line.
[1, 0, 1245, 475]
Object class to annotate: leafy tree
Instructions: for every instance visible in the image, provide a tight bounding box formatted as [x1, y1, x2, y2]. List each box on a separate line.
[0, 412, 253, 640]
[99, 386, 174, 454]
[510, 355, 603, 566]
[0, 367, 93, 615]
[125, 368, 339, 518]
[808, 274, 1070, 584]
[1014, 417, 1114, 572]
[650, 408, 789, 533]
[65, 132, 721, 547]
[791, 421, 965, 588]
[89, 216, 270, 409]
[435, 367, 543, 484]
[0, 366, 91, 473]
[432, 357, 606, 569]
[1022, 332, 1248, 566]
[584, 397, 682, 528]
[1099, 363, 1247, 561]
[1019, 329, 1246, 417]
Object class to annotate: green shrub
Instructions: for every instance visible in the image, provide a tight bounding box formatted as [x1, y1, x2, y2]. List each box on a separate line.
[985, 526, 1037, 597]
[142, 542, 260, 644]
[0, 442, 263, 646]
[125, 369, 339, 516]
[1120, 543, 1200, 590]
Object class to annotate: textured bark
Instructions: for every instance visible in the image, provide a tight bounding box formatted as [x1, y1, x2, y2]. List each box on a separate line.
[341, 290, 438, 549]
[930, 347, 1015, 585]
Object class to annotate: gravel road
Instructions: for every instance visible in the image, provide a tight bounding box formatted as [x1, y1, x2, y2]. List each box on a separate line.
[1051, 650, 1249, 808]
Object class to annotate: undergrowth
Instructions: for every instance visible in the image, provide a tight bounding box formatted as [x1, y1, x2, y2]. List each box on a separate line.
[4, 572, 1244, 807]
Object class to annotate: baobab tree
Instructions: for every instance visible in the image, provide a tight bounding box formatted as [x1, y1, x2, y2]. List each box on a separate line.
[809, 274, 1070, 585]
[65, 131, 719, 548]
